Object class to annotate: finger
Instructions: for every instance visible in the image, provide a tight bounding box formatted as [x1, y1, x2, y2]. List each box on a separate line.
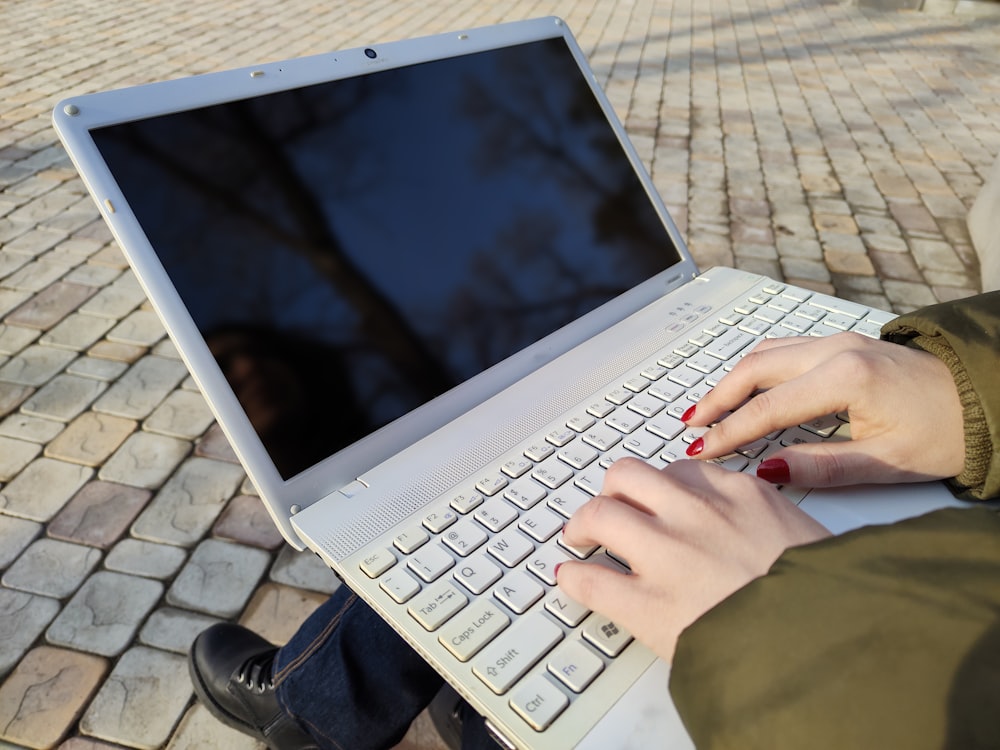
[561, 491, 660, 558]
[692, 353, 865, 460]
[688, 333, 869, 427]
[555, 559, 638, 624]
[757, 439, 942, 488]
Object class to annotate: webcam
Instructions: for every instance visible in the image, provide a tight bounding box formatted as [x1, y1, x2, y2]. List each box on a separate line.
[364, 48, 377, 59]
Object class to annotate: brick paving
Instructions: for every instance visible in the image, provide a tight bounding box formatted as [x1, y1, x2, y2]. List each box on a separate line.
[1, 0, 999, 748]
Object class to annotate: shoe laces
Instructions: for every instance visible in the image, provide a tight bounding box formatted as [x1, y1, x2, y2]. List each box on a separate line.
[236, 651, 276, 695]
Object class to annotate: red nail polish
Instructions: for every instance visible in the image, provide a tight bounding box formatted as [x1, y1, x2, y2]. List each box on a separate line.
[681, 405, 696, 423]
[757, 458, 791, 484]
[686, 437, 704, 456]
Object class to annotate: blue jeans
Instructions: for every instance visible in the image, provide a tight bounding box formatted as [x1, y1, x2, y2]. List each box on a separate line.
[273, 584, 496, 750]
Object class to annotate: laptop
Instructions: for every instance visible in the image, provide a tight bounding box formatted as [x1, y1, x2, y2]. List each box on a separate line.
[52, 17, 966, 749]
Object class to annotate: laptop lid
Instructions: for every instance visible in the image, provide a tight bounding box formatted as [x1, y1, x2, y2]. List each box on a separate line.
[53, 17, 698, 546]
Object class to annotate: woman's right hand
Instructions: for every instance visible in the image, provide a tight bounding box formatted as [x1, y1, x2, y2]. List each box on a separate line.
[685, 332, 965, 488]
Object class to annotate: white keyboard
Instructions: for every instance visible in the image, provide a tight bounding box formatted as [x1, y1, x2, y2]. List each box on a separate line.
[355, 279, 892, 741]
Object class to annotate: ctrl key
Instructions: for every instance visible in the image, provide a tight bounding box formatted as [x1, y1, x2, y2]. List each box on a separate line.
[510, 674, 569, 731]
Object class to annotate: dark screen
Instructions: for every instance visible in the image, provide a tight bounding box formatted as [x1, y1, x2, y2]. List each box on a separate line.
[92, 38, 680, 478]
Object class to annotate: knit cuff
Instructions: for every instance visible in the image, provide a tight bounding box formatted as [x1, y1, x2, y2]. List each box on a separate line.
[908, 333, 991, 498]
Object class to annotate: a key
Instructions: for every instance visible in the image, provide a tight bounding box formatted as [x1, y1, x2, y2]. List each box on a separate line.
[548, 640, 604, 693]
[407, 580, 467, 631]
[438, 599, 510, 662]
[442, 519, 488, 557]
[582, 615, 632, 657]
[487, 528, 535, 568]
[494, 571, 545, 614]
[518, 505, 564, 543]
[453, 554, 503, 595]
[509, 674, 569, 731]
[472, 612, 564, 694]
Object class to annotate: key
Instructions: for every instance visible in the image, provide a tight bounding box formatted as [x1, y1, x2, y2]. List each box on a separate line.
[488, 528, 535, 568]
[548, 640, 605, 693]
[623, 432, 665, 460]
[442, 519, 488, 557]
[510, 674, 569, 731]
[453, 554, 503, 595]
[408, 545, 455, 582]
[606, 410, 644, 434]
[475, 474, 509, 497]
[472, 612, 564, 694]
[504, 479, 547, 510]
[557, 444, 599, 470]
[810, 293, 868, 320]
[423, 506, 458, 534]
[605, 387, 633, 405]
[494, 571, 545, 614]
[524, 442, 555, 463]
[474, 498, 519, 533]
[501, 456, 533, 479]
[526, 545, 571, 586]
[380, 570, 421, 604]
[582, 424, 622, 451]
[518, 505, 564, 543]
[532, 460, 574, 489]
[408, 580, 467, 631]
[548, 486, 592, 518]
[545, 586, 591, 627]
[626, 393, 666, 418]
[582, 615, 633, 657]
[393, 526, 429, 554]
[360, 547, 396, 578]
[438, 599, 510, 662]
[451, 492, 484, 515]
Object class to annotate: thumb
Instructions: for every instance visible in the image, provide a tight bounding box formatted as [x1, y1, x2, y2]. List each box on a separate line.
[756, 442, 890, 488]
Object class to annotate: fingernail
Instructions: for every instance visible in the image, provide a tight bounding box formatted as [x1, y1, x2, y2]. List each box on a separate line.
[757, 458, 791, 484]
[681, 405, 696, 423]
[685, 437, 704, 457]
[553, 563, 562, 579]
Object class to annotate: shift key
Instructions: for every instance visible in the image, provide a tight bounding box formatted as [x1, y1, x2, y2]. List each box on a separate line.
[472, 612, 564, 694]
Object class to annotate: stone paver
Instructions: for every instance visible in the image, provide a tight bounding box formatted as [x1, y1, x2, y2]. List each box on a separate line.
[79, 646, 191, 750]
[0, 457, 92, 521]
[0, 589, 60, 678]
[166, 539, 271, 619]
[92, 355, 189, 420]
[131, 457, 246, 545]
[20, 373, 107, 422]
[0, 646, 107, 749]
[0, 1, 997, 748]
[104, 538, 188, 580]
[46, 571, 163, 657]
[96, 430, 190, 488]
[46, 481, 152, 549]
[1, 538, 101, 599]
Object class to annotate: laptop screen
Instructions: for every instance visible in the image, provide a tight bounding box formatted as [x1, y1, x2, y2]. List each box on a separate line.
[91, 37, 681, 479]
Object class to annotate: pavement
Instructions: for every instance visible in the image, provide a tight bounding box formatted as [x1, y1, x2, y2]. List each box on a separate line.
[0, 0, 998, 748]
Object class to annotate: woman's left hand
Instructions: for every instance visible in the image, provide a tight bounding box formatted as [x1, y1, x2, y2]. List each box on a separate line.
[556, 457, 830, 662]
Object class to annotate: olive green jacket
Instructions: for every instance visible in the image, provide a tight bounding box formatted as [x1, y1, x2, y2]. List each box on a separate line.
[670, 291, 1000, 749]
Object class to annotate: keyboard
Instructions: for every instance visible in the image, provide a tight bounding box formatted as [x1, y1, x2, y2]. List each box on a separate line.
[354, 279, 893, 746]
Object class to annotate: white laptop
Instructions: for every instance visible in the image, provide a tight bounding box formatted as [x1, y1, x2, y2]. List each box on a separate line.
[52, 17, 966, 749]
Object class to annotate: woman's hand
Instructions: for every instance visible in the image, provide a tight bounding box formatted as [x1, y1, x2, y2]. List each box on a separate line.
[556, 458, 830, 662]
[685, 332, 965, 487]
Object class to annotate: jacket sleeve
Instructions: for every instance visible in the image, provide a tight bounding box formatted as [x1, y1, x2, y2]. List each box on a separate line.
[669, 507, 1000, 750]
[881, 291, 1000, 500]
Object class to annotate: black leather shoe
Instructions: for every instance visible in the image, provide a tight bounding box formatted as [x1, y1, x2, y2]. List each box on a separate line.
[189, 623, 318, 749]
